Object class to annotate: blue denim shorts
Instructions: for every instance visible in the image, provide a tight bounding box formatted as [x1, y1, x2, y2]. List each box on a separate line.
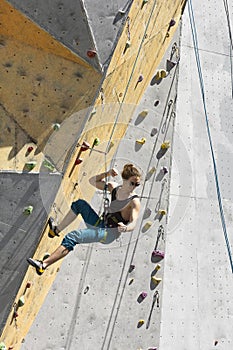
[61, 226, 119, 251]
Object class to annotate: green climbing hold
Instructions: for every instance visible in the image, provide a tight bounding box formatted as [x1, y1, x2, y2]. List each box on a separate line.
[0, 342, 7, 350]
[43, 159, 55, 172]
[25, 161, 37, 171]
[23, 205, 33, 215]
[18, 295, 25, 307]
[93, 137, 100, 146]
[53, 123, 60, 131]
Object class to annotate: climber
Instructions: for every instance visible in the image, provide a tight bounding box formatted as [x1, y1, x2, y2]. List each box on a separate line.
[27, 163, 141, 275]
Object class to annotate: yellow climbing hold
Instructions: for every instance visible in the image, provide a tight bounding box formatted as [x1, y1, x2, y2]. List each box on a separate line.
[154, 264, 161, 271]
[136, 137, 146, 145]
[161, 141, 170, 149]
[143, 221, 153, 231]
[138, 319, 145, 326]
[159, 210, 166, 216]
[151, 277, 162, 285]
[139, 110, 148, 117]
[156, 69, 167, 79]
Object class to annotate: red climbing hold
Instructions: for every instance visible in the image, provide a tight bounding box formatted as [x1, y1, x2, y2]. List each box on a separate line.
[75, 158, 83, 165]
[27, 146, 33, 153]
[81, 141, 90, 151]
[87, 50, 97, 58]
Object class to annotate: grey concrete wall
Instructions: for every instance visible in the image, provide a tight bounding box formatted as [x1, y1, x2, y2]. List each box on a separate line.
[7, 0, 131, 71]
[160, 1, 233, 349]
[0, 172, 61, 334]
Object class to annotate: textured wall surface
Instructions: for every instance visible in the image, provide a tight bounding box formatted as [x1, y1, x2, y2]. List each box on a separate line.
[160, 1, 233, 349]
[0, 0, 186, 349]
[21, 34, 180, 350]
[0, 172, 61, 334]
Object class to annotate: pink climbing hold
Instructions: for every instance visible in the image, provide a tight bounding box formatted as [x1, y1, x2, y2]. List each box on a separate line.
[140, 291, 147, 299]
[152, 250, 164, 259]
[87, 50, 97, 58]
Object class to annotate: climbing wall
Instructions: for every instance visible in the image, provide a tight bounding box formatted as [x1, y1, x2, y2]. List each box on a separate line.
[0, 173, 61, 334]
[159, 1, 233, 349]
[0, 0, 186, 349]
[20, 32, 180, 350]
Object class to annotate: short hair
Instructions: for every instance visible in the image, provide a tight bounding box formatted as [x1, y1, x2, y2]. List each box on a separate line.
[121, 163, 141, 180]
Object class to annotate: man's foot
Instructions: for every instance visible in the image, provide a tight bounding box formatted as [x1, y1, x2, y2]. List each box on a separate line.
[27, 258, 46, 275]
[48, 217, 60, 238]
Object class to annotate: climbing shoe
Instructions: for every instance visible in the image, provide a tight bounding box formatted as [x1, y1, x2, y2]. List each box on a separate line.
[27, 258, 45, 276]
[48, 217, 59, 238]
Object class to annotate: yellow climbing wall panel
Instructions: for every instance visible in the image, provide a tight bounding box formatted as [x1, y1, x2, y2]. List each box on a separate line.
[0, 0, 101, 172]
[0, 0, 186, 348]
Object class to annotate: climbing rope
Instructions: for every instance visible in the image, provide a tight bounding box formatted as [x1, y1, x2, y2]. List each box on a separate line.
[222, 0, 233, 98]
[188, 0, 233, 273]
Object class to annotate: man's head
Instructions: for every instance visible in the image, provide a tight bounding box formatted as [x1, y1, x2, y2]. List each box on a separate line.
[121, 164, 141, 189]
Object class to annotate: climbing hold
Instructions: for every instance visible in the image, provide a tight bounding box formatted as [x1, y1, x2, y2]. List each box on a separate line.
[129, 278, 134, 285]
[80, 141, 90, 152]
[161, 141, 170, 149]
[151, 128, 158, 137]
[53, 123, 60, 131]
[137, 319, 145, 327]
[152, 250, 164, 259]
[25, 161, 37, 171]
[74, 158, 83, 165]
[137, 74, 144, 82]
[162, 166, 168, 174]
[27, 146, 33, 153]
[140, 291, 147, 299]
[166, 59, 177, 71]
[146, 167, 156, 180]
[143, 221, 153, 231]
[158, 209, 166, 216]
[84, 286, 89, 294]
[18, 295, 25, 307]
[129, 264, 135, 272]
[154, 100, 160, 107]
[155, 69, 167, 80]
[26, 282, 32, 289]
[214, 340, 218, 346]
[125, 40, 131, 49]
[92, 137, 100, 146]
[136, 137, 146, 145]
[0, 342, 7, 350]
[90, 107, 96, 116]
[139, 110, 148, 117]
[148, 348, 157, 350]
[43, 253, 50, 260]
[23, 205, 33, 215]
[154, 264, 161, 271]
[169, 19, 176, 29]
[151, 277, 162, 285]
[142, 0, 149, 5]
[43, 159, 55, 171]
[87, 50, 97, 58]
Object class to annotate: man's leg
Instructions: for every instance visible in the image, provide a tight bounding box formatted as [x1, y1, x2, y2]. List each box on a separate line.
[43, 245, 69, 268]
[49, 199, 100, 236]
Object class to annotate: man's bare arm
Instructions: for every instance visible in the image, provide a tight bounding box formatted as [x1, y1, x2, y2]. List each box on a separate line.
[89, 168, 118, 191]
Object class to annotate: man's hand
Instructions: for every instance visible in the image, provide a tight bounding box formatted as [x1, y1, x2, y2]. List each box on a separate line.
[117, 222, 127, 233]
[108, 168, 118, 177]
